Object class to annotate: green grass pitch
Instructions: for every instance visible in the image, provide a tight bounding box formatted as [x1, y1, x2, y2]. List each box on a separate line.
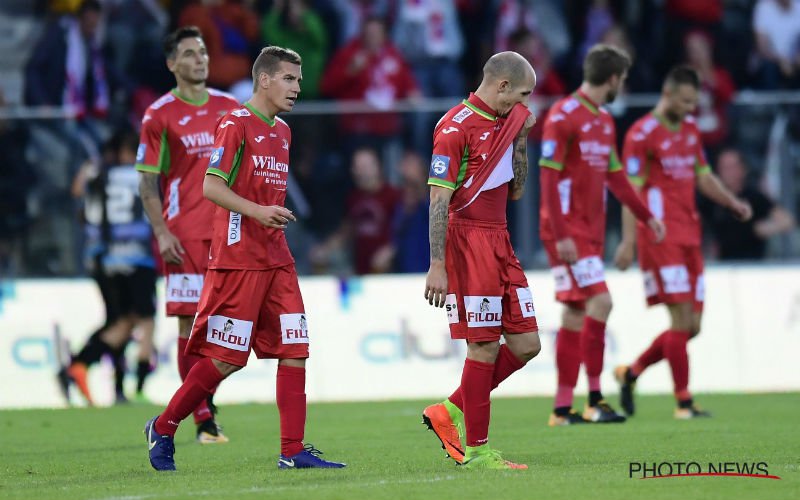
[1, 393, 797, 500]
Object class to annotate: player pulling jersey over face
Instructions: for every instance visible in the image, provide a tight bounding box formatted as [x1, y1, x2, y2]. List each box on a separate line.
[422, 51, 542, 471]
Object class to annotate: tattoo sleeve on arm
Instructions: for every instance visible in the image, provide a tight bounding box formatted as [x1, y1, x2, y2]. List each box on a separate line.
[429, 196, 449, 262]
[510, 136, 529, 198]
[139, 172, 166, 231]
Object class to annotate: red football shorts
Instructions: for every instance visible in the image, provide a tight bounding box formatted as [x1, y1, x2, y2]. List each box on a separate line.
[543, 238, 609, 307]
[164, 239, 210, 317]
[186, 264, 309, 366]
[638, 241, 704, 312]
[445, 219, 538, 342]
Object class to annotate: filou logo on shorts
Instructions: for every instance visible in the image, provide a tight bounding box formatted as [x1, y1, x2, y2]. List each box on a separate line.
[167, 273, 203, 302]
[280, 313, 309, 344]
[207, 315, 252, 352]
[464, 296, 502, 327]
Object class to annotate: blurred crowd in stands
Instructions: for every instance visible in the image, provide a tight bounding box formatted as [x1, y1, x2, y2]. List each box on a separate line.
[0, 0, 798, 277]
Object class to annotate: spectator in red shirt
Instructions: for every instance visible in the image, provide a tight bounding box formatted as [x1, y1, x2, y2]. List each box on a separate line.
[310, 147, 401, 275]
[320, 17, 420, 149]
[684, 29, 736, 157]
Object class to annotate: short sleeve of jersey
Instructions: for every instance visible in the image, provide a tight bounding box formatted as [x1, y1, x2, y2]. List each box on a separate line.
[538, 110, 572, 171]
[428, 125, 467, 190]
[206, 117, 246, 187]
[623, 127, 648, 186]
[690, 124, 711, 177]
[607, 125, 622, 173]
[135, 112, 167, 174]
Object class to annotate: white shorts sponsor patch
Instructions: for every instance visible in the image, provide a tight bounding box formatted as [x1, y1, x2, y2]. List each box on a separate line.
[552, 265, 572, 292]
[695, 274, 705, 302]
[570, 255, 605, 288]
[167, 273, 203, 303]
[463, 295, 502, 327]
[207, 315, 252, 352]
[280, 313, 310, 344]
[643, 270, 659, 297]
[515, 287, 536, 318]
[659, 265, 691, 294]
[445, 293, 459, 324]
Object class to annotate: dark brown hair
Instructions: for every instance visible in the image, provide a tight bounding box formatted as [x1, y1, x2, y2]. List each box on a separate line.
[583, 44, 632, 86]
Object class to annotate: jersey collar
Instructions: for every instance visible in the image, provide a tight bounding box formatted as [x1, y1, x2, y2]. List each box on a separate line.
[573, 90, 600, 115]
[652, 111, 682, 132]
[245, 102, 276, 127]
[171, 88, 209, 106]
[463, 93, 498, 121]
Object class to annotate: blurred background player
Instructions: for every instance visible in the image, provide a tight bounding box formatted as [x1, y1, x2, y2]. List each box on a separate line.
[613, 66, 752, 419]
[538, 44, 665, 426]
[421, 52, 541, 470]
[144, 46, 345, 472]
[61, 129, 157, 406]
[135, 26, 239, 443]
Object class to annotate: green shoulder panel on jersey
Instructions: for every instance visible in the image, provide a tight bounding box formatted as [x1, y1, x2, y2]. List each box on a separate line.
[461, 100, 496, 121]
[245, 102, 276, 127]
[573, 92, 598, 115]
[428, 178, 456, 190]
[539, 159, 563, 171]
[226, 139, 247, 187]
[628, 151, 654, 186]
[454, 145, 470, 188]
[608, 148, 623, 172]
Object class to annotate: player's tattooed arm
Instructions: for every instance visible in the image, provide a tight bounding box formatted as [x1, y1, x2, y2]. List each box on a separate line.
[510, 136, 529, 200]
[425, 186, 453, 307]
[138, 172, 167, 232]
[429, 188, 451, 262]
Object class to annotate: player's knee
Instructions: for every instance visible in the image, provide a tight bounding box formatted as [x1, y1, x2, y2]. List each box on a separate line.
[520, 333, 541, 362]
[211, 359, 241, 377]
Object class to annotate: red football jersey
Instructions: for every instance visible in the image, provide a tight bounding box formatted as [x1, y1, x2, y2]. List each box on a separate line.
[428, 93, 511, 223]
[538, 91, 623, 243]
[205, 103, 294, 271]
[135, 88, 239, 241]
[623, 112, 711, 246]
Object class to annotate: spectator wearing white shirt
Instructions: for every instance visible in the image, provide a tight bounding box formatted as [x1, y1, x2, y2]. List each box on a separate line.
[752, 0, 800, 88]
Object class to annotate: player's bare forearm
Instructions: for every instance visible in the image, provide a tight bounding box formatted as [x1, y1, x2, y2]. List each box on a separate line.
[620, 206, 637, 245]
[428, 186, 453, 264]
[510, 136, 529, 200]
[139, 172, 169, 236]
[203, 174, 262, 218]
[697, 172, 737, 208]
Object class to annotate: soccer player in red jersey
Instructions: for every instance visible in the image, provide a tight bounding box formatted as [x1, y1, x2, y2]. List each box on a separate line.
[613, 66, 751, 419]
[421, 52, 541, 470]
[539, 45, 666, 426]
[135, 27, 239, 443]
[144, 46, 345, 471]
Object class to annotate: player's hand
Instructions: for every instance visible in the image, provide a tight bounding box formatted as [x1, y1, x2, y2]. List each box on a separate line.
[647, 217, 666, 243]
[156, 229, 185, 265]
[518, 113, 537, 138]
[614, 241, 635, 271]
[255, 205, 296, 229]
[730, 198, 752, 222]
[425, 262, 448, 307]
[555, 237, 578, 265]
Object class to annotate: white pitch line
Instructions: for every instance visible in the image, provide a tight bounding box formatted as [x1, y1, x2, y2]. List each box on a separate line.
[93, 475, 457, 500]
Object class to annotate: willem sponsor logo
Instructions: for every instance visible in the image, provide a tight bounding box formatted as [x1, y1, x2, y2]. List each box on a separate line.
[629, 461, 780, 480]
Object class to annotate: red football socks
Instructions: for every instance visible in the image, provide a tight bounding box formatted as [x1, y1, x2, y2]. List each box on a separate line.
[177, 337, 213, 424]
[447, 344, 525, 410]
[631, 331, 668, 377]
[155, 357, 225, 436]
[277, 364, 306, 457]
[461, 358, 494, 447]
[554, 327, 581, 408]
[581, 317, 606, 391]
[663, 330, 692, 401]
